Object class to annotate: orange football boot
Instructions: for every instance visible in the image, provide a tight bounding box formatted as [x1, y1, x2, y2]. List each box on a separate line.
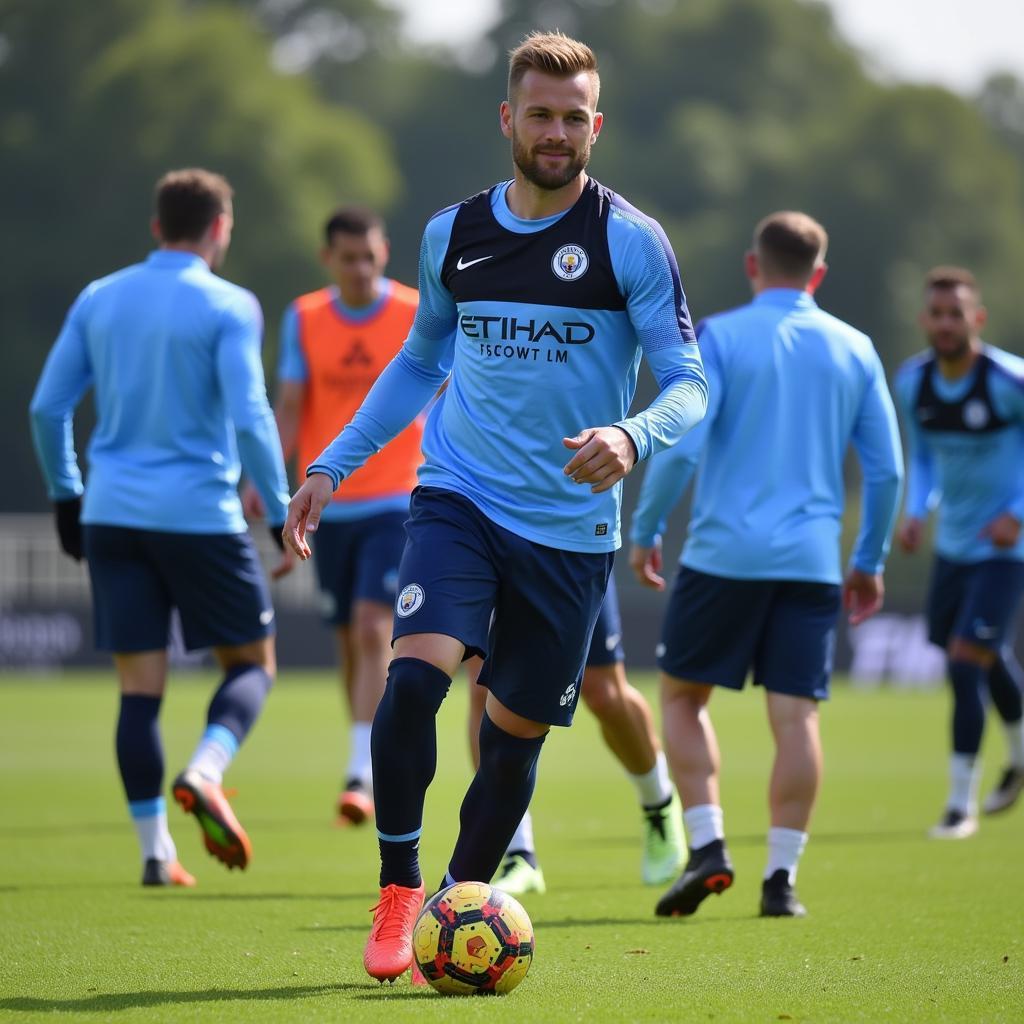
[363, 882, 425, 983]
[142, 858, 196, 887]
[171, 769, 252, 870]
[337, 782, 375, 827]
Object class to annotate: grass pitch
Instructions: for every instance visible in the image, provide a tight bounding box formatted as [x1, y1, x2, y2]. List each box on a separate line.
[1, 671, 1022, 1023]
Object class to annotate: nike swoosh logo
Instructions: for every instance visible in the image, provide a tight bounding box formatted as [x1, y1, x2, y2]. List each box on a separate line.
[456, 255, 493, 270]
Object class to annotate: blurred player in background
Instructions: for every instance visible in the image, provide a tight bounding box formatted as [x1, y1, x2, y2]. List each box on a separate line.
[251, 208, 420, 825]
[465, 574, 685, 895]
[894, 267, 1024, 839]
[632, 211, 903, 918]
[29, 169, 292, 886]
[284, 31, 706, 982]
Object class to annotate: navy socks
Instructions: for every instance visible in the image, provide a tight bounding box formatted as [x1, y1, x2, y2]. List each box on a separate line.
[949, 659, 987, 755]
[447, 712, 547, 884]
[206, 663, 273, 742]
[373, 657, 453, 887]
[116, 694, 163, 802]
[988, 650, 1024, 725]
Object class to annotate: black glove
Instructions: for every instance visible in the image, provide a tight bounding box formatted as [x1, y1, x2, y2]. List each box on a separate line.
[55, 497, 83, 561]
[269, 524, 286, 552]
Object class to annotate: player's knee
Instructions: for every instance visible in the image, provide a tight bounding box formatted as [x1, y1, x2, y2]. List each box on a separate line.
[661, 673, 711, 713]
[947, 638, 996, 668]
[381, 657, 452, 718]
[351, 605, 392, 656]
[477, 712, 547, 780]
[581, 667, 621, 718]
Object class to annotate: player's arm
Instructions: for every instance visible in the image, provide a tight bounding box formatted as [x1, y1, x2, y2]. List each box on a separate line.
[893, 365, 937, 553]
[274, 304, 307, 463]
[982, 360, 1024, 547]
[628, 327, 722, 589]
[563, 212, 707, 493]
[216, 291, 292, 575]
[845, 351, 905, 624]
[28, 288, 94, 560]
[285, 217, 458, 558]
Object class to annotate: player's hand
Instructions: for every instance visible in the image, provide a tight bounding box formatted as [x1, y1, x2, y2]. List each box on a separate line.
[283, 473, 335, 560]
[241, 481, 266, 521]
[562, 426, 637, 494]
[896, 517, 923, 554]
[267, 523, 295, 579]
[54, 497, 83, 562]
[630, 542, 665, 590]
[980, 513, 1021, 549]
[842, 568, 884, 626]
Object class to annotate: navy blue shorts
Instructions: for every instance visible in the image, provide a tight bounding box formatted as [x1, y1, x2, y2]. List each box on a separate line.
[84, 526, 274, 653]
[586, 573, 625, 667]
[393, 487, 612, 726]
[658, 567, 841, 701]
[312, 512, 407, 625]
[926, 556, 1024, 650]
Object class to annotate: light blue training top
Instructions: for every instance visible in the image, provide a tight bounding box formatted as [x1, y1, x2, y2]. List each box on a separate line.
[309, 179, 707, 553]
[29, 250, 289, 534]
[894, 344, 1024, 563]
[631, 289, 904, 583]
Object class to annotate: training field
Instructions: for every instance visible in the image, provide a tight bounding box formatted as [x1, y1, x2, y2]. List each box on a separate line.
[1, 672, 1022, 1023]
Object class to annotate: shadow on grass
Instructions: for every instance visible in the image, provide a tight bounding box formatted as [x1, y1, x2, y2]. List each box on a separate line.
[0, 982, 364, 1014]
[573, 828, 928, 850]
[0, 817, 341, 840]
[183, 892, 370, 903]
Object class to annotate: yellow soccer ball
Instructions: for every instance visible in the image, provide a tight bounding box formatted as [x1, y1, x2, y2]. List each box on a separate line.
[412, 880, 535, 995]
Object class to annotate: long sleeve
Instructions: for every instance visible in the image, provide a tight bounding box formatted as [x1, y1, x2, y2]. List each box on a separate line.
[894, 367, 938, 521]
[29, 289, 94, 500]
[216, 293, 290, 525]
[849, 353, 905, 573]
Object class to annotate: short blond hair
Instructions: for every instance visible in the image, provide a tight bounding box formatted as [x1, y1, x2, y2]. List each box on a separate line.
[754, 211, 828, 280]
[507, 31, 599, 103]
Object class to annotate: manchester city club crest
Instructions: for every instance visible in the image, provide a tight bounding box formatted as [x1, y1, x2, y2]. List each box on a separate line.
[962, 398, 990, 430]
[551, 244, 589, 281]
[396, 583, 425, 618]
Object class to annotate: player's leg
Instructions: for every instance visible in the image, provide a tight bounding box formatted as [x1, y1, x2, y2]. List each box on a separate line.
[654, 569, 768, 917]
[363, 489, 495, 982]
[581, 578, 682, 885]
[467, 654, 545, 894]
[159, 531, 277, 870]
[445, 529, 611, 889]
[756, 579, 839, 917]
[83, 525, 194, 887]
[339, 511, 407, 824]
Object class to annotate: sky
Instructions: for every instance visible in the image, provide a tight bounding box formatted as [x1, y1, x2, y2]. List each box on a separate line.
[383, 0, 1024, 94]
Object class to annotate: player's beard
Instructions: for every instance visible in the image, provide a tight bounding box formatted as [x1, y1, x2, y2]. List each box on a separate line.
[929, 331, 971, 361]
[511, 130, 590, 191]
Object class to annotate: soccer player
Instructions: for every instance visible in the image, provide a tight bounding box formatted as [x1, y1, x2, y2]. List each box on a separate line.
[283, 32, 707, 981]
[29, 169, 292, 887]
[466, 575, 685, 895]
[894, 267, 1024, 839]
[631, 211, 903, 918]
[255, 207, 420, 825]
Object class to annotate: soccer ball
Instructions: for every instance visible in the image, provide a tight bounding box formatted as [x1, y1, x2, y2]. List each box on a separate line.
[412, 881, 535, 995]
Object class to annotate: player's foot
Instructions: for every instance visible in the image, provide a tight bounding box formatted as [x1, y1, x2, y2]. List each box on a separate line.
[982, 766, 1024, 815]
[641, 791, 686, 886]
[492, 852, 546, 895]
[141, 858, 196, 887]
[759, 869, 806, 918]
[655, 838, 734, 917]
[363, 882, 425, 983]
[410, 961, 428, 986]
[337, 779, 374, 826]
[928, 808, 979, 839]
[171, 769, 252, 869]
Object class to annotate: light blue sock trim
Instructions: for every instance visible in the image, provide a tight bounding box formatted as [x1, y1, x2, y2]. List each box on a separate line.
[129, 797, 165, 820]
[443, 871, 457, 888]
[377, 827, 422, 843]
[202, 723, 239, 758]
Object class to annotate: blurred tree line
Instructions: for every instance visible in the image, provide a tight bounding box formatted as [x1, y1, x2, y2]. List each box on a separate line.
[3, 0, 1023, 514]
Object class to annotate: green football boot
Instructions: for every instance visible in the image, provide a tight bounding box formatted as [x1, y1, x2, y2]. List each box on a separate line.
[642, 790, 686, 886]
[492, 853, 546, 895]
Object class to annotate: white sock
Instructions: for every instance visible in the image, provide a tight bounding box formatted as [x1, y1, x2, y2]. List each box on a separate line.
[765, 826, 808, 884]
[346, 721, 374, 788]
[629, 751, 673, 808]
[129, 798, 177, 863]
[683, 803, 724, 850]
[188, 724, 238, 785]
[949, 753, 980, 816]
[1004, 719, 1024, 769]
[505, 810, 535, 856]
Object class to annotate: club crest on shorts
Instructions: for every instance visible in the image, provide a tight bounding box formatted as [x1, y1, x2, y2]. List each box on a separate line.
[552, 244, 589, 281]
[963, 398, 990, 430]
[396, 583, 425, 618]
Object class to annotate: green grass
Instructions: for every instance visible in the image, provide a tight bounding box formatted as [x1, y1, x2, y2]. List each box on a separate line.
[1, 671, 1022, 1022]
